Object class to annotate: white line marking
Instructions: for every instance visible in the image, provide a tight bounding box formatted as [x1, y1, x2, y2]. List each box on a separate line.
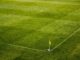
[7, 44, 47, 52]
[51, 27, 80, 52]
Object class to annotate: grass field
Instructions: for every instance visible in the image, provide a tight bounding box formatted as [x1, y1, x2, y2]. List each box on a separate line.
[0, 0, 80, 60]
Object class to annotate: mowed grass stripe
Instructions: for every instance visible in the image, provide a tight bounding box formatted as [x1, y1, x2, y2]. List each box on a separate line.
[63, 9, 80, 21]
[0, 14, 55, 29]
[0, 14, 31, 26]
[10, 0, 80, 5]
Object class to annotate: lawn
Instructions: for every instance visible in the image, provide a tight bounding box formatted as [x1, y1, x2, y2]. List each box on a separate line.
[0, 0, 80, 60]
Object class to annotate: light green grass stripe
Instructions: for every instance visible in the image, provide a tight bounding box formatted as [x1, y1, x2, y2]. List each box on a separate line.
[15, 0, 80, 5]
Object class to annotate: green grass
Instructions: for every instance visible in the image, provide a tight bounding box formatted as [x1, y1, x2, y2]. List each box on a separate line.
[0, 0, 80, 60]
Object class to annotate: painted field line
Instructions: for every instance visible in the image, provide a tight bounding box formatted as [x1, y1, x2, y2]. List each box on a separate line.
[15, 0, 80, 5]
[7, 44, 47, 52]
[51, 27, 80, 52]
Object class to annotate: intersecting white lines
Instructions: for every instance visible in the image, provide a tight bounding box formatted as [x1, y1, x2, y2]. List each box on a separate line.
[7, 44, 47, 52]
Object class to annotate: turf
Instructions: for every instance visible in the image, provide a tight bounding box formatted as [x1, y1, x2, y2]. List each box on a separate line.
[0, 0, 80, 60]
